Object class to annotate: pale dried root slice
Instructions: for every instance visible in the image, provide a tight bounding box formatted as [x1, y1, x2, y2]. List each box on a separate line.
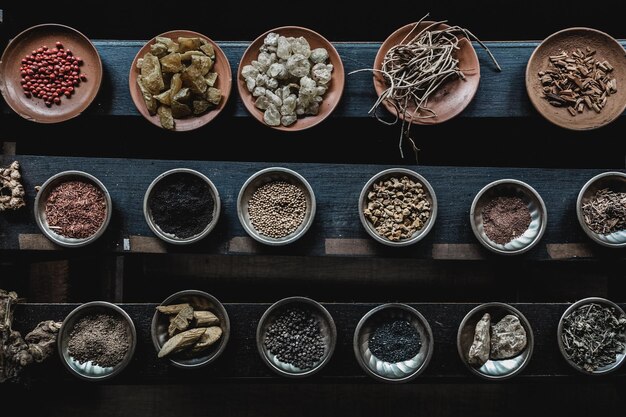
[158, 327, 206, 358]
[193, 310, 219, 326]
[168, 305, 194, 337]
[156, 303, 191, 315]
[190, 326, 222, 353]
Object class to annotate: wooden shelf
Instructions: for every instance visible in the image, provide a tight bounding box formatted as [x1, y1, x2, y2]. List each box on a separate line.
[14, 302, 626, 383]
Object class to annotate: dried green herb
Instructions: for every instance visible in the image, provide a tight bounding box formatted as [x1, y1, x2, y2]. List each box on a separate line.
[561, 302, 626, 372]
[582, 188, 626, 234]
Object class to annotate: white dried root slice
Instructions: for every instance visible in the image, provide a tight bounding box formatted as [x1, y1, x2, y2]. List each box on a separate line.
[0, 161, 26, 211]
[193, 310, 220, 326]
[241, 32, 334, 127]
[158, 327, 206, 358]
[156, 303, 192, 315]
[190, 326, 223, 353]
[168, 305, 194, 337]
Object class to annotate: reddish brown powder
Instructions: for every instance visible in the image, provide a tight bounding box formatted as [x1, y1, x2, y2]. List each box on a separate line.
[44, 180, 107, 239]
[482, 196, 531, 245]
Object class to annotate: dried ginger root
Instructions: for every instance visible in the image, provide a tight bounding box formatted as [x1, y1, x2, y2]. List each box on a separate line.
[0, 161, 26, 211]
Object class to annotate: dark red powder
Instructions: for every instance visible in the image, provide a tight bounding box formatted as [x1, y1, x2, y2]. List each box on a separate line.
[482, 196, 531, 245]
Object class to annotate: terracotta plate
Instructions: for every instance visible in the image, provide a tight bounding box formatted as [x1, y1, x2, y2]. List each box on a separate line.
[373, 21, 480, 125]
[0, 23, 103, 123]
[129, 30, 232, 132]
[526, 27, 626, 130]
[237, 26, 345, 131]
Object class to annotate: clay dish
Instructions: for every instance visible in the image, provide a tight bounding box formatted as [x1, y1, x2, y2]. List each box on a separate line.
[0, 23, 103, 123]
[129, 30, 232, 132]
[373, 21, 480, 125]
[237, 26, 345, 131]
[526, 27, 626, 130]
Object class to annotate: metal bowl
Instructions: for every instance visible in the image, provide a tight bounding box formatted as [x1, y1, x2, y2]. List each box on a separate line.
[358, 168, 437, 247]
[557, 297, 626, 375]
[256, 296, 336, 378]
[34, 170, 112, 248]
[237, 167, 316, 246]
[576, 172, 626, 248]
[58, 301, 136, 381]
[151, 289, 230, 369]
[457, 302, 534, 380]
[353, 303, 434, 383]
[470, 179, 547, 255]
[143, 168, 221, 245]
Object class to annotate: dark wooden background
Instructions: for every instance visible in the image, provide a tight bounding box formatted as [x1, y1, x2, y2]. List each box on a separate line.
[2, 1, 626, 416]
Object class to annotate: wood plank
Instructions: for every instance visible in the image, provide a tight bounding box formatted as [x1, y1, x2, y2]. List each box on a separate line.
[2, 155, 625, 261]
[1, 40, 625, 121]
[11, 303, 626, 383]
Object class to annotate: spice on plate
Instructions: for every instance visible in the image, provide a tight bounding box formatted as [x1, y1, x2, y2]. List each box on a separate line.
[248, 181, 306, 238]
[582, 188, 626, 234]
[67, 313, 130, 368]
[44, 180, 107, 239]
[0, 161, 26, 211]
[264, 307, 325, 370]
[368, 319, 421, 363]
[19, 42, 86, 107]
[560, 302, 626, 372]
[149, 172, 215, 239]
[240, 32, 334, 127]
[481, 196, 531, 245]
[363, 175, 431, 241]
[538, 47, 616, 116]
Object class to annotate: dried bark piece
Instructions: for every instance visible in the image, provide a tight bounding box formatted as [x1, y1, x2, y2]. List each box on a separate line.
[193, 310, 219, 326]
[468, 312, 491, 367]
[190, 326, 222, 353]
[490, 315, 527, 360]
[156, 303, 191, 315]
[168, 305, 194, 337]
[0, 161, 26, 212]
[158, 327, 206, 358]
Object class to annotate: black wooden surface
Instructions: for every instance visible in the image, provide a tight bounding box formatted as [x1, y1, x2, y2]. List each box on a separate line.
[13, 302, 626, 383]
[1, 155, 624, 260]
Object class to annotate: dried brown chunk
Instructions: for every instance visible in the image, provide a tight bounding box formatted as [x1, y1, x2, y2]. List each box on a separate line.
[160, 52, 183, 73]
[190, 326, 222, 353]
[193, 310, 219, 326]
[157, 105, 175, 130]
[158, 327, 206, 358]
[156, 303, 191, 315]
[178, 37, 202, 53]
[168, 304, 194, 336]
[140, 52, 165, 94]
[137, 76, 158, 115]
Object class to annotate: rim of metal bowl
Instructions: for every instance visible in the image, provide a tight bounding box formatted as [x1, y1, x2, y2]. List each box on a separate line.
[358, 167, 438, 247]
[456, 302, 535, 381]
[557, 297, 626, 375]
[150, 289, 230, 369]
[353, 303, 434, 383]
[576, 171, 626, 248]
[143, 168, 221, 245]
[57, 301, 136, 381]
[237, 167, 316, 246]
[469, 179, 547, 255]
[256, 296, 337, 378]
[34, 170, 112, 248]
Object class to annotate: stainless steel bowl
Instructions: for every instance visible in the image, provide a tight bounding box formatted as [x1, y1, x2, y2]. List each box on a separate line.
[237, 167, 316, 246]
[470, 179, 547, 255]
[353, 303, 434, 383]
[256, 296, 336, 378]
[151, 289, 230, 369]
[143, 168, 221, 245]
[576, 172, 626, 248]
[34, 170, 112, 248]
[457, 302, 534, 380]
[58, 301, 136, 381]
[557, 297, 626, 375]
[358, 168, 437, 247]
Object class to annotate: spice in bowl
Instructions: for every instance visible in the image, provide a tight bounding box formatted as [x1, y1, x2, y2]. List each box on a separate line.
[467, 313, 528, 367]
[560, 301, 626, 373]
[481, 196, 531, 245]
[19, 41, 86, 107]
[44, 180, 107, 239]
[248, 181, 306, 239]
[581, 188, 626, 234]
[67, 312, 131, 368]
[538, 47, 616, 116]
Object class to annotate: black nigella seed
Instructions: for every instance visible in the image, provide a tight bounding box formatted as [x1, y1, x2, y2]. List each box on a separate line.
[368, 319, 421, 363]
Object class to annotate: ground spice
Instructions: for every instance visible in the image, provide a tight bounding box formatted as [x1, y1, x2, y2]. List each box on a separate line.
[582, 188, 626, 234]
[44, 180, 107, 239]
[482, 196, 531, 245]
[368, 319, 421, 363]
[248, 181, 306, 238]
[149, 172, 215, 239]
[264, 307, 324, 370]
[67, 313, 130, 368]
